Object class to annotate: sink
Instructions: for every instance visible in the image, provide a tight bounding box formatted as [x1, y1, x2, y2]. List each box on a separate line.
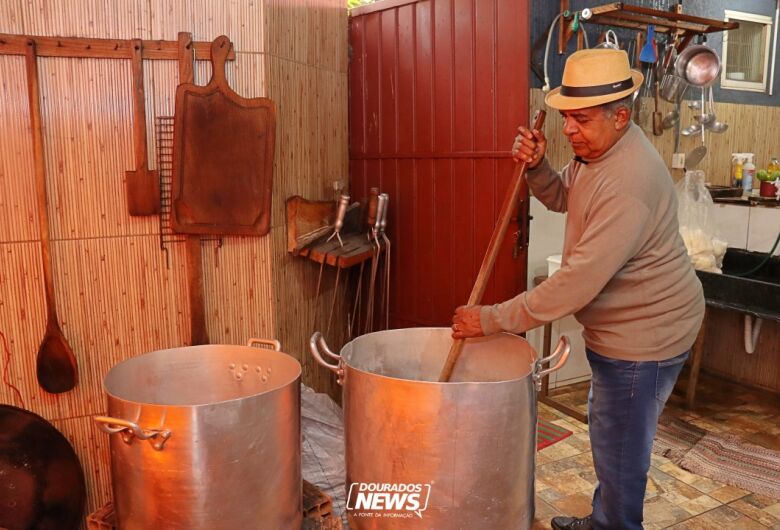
[696, 248, 780, 321]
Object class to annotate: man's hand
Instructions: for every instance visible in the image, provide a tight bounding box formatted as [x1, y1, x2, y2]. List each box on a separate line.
[512, 126, 547, 168]
[452, 305, 485, 339]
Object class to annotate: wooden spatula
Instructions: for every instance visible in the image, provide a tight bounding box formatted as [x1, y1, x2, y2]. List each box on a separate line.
[125, 39, 160, 216]
[652, 81, 663, 136]
[439, 110, 546, 382]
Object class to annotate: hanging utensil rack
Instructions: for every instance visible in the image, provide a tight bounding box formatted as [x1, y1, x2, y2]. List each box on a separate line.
[558, 2, 739, 53]
[155, 116, 222, 270]
[0, 33, 235, 60]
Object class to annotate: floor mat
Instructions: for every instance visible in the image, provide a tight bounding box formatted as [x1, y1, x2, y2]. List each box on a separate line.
[537, 419, 573, 450]
[653, 418, 780, 498]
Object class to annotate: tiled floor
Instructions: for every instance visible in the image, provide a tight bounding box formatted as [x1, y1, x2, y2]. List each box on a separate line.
[532, 372, 780, 529]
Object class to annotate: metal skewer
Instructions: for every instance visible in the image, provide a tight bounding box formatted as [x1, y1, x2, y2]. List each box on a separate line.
[365, 193, 386, 333]
[377, 193, 391, 330]
[348, 189, 379, 338]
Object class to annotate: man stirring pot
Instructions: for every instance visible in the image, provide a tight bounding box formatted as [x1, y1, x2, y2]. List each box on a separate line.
[452, 49, 704, 530]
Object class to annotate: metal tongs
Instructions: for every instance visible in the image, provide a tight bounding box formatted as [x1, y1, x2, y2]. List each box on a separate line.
[320, 194, 350, 335]
[365, 194, 388, 333]
[349, 189, 378, 337]
[378, 194, 391, 331]
[326, 194, 350, 247]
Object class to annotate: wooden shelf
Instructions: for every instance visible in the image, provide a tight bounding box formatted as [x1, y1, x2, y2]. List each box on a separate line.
[587, 3, 738, 36]
[299, 232, 385, 269]
[560, 2, 739, 53]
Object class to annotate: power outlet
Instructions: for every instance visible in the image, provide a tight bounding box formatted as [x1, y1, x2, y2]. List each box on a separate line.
[672, 153, 686, 169]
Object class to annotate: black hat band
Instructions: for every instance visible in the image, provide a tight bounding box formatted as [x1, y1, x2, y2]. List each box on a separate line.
[560, 77, 634, 98]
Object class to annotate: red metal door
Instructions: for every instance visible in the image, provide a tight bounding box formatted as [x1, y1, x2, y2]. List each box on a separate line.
[349, 0, 530, 329]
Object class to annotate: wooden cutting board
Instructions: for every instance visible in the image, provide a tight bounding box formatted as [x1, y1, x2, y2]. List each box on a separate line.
[171, 35, 276, 236]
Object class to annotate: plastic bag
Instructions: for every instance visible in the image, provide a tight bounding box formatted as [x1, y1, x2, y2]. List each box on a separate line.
[676, 170, 727, 273]
[301, 385, 348, 524]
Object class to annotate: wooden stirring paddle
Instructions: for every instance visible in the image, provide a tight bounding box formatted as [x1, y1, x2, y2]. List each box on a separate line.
[438, 110, 546, 382]
[25, 41, 78, 393]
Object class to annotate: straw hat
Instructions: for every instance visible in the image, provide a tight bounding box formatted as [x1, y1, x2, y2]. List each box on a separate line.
[545, 49, 644, 110]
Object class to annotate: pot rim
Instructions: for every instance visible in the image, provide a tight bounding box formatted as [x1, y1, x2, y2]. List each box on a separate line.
[340, 328, 537, 387]
[103, 344, 302, 407]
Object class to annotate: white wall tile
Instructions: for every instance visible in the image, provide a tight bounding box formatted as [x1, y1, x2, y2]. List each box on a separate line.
[747, 207, 780, 255]
[711, 203, 750, 249]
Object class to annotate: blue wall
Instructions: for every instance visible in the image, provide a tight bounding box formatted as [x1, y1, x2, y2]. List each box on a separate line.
[531, 0, 780, 106]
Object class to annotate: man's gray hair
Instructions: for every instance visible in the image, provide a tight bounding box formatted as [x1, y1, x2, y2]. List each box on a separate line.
[601, 94, 634, 116]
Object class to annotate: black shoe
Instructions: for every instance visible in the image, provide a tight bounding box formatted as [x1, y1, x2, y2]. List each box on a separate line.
[551, 515, 593, 530]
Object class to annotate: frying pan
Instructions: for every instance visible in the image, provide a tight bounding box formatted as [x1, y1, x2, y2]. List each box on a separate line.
[0, 405, 86, 530]
[675, 44, 721, 87]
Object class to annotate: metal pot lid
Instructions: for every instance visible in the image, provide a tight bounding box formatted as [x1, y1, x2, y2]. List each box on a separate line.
[0, 405, 86, 530]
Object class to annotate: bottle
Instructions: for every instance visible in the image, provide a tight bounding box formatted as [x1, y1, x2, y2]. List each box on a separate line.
[768, 156, 780, 174]
[731, 154, 744, 188]
[743, 154, 756, 195]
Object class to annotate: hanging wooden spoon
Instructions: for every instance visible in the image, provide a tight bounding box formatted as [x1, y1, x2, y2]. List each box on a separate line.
[25, 40, 78, 393]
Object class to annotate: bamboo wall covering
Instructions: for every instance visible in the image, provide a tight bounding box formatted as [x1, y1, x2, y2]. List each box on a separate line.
[0, 0, 347, 523]
[531, 87, 780, 184]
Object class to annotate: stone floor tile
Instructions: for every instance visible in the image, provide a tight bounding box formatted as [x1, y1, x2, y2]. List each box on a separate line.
[649, 467, 707, 501]
[549, 493, 592, 519]
[537, 440, 584, 462]
[538, 456, 585, 475]
[766, 502, 780, 519]
[550, 418, 587, 434]
[651, 453, 670, 468]
[642, 495, 694, 529]
[532, 498, 561, 529]
[666, 505, 770, 529]
[676, 494, 722, 516]
[702, 505, 768, 528]
[656, 462, 723, 494]
[709, 485, 751, 504]
[537, 468, 594, 497]
[730, 497, 780, 528]
[664, 516, 719, 529]
[536, 451, 554, 466]
[569, 451, 594, 469]
[564, 433, 591, 452]
[743, 493, 780, 508]
[537, 485, 565, 504]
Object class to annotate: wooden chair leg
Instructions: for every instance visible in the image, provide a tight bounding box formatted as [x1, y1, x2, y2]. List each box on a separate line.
[686, 307, 708, 409]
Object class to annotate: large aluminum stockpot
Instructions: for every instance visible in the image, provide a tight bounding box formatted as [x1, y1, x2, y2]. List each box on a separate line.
[310, 328, 569, 530]
[95, 339, 302, 530]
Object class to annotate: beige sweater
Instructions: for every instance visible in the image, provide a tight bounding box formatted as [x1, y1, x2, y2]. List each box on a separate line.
[480, 123, 704, 361]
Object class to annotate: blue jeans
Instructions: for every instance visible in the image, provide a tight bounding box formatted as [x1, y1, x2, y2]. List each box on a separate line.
[587, 348, 689, 530]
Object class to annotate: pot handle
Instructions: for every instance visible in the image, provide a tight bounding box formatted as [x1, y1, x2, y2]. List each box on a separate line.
[246, 338, 282, 351]
[309, 332, 345, 384]
[94, 415, 172, 451]
[532, 336, 571, 391]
